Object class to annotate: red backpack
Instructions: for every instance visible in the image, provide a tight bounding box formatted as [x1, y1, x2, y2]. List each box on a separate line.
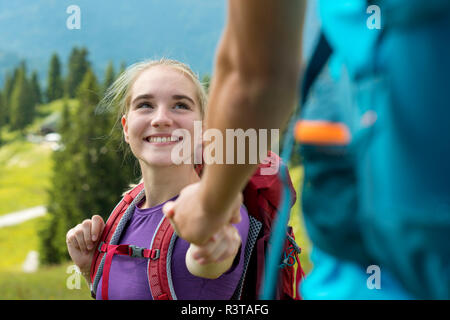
[89, 151, 305, 300]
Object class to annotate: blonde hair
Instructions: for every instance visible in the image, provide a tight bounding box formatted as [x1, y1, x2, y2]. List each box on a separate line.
[98, 58, 208, 194]
[101, 58, 207, 123]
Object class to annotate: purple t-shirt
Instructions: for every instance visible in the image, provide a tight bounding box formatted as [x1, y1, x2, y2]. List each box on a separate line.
[96, 197, 249, 300]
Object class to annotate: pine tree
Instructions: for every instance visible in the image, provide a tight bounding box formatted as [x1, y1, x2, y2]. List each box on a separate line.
[3, 72, 15, 104]
[102, 61, 115, 95]
[46, 53, 64, 102]
[2, 70, 18, 124]
[39, 100, 79, 264]
[65, 47, 90, 98]
[103, 61, 140, 187]
[0, 91, 4, 126]
[101, 60, 118, 144]
[9, 65, 35, 131]
[74, 69, 130, 219]
[118, 61, 126, 77]
[104, 60, 140, 187]
[0, 91, 4, 146]
[30, 71, 42, 105]
[40, 69, 133, 264]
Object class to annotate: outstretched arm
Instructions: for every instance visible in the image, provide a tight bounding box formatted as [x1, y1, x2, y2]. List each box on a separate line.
[164, 0, 305, 245]
[201, 0, 305, 216]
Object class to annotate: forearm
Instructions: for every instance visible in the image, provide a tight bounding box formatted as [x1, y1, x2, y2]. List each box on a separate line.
[186, 244, 238, 279]
[200, 0, 305, 216]
[201, 71, 300, 213]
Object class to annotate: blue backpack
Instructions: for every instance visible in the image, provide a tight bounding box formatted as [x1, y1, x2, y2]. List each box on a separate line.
[295, 0, 450, 299]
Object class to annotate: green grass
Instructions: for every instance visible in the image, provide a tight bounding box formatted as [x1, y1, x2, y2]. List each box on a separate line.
[0, 140, 53, 216]
[0, 218, 44, 272]
[35, 98, 78, 117]
[0, 262, 91, 300]
[26, 99, 79, 134]
[288, 166, 313, 276]
[0, 127, 22, 145]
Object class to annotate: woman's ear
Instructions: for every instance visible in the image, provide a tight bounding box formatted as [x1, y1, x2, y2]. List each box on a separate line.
[121, 115, 129, 143]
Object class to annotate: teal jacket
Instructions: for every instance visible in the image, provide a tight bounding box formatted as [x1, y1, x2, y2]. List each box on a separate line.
[299, 0, 450, 299]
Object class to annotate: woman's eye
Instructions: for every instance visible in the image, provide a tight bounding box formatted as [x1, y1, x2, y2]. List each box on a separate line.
[174, 103, 190, 110]
[138, 103, 153, 109]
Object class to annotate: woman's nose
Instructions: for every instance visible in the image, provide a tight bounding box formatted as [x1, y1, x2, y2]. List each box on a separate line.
[151, 107, 173, 128]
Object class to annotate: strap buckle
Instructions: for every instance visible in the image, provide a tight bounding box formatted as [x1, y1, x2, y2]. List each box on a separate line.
[128, 245, 145, 258]
[279, 235, 301, 268]
[98, 241, 107, 253]
[287, 234, 301, 254]
[151, 249, 160, 260]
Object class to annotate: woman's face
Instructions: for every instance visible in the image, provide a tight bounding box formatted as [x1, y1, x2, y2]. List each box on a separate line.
[122, 65, 202, 167]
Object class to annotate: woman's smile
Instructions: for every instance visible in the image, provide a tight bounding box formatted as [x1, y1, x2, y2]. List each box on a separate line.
[143, 134, 184, 146]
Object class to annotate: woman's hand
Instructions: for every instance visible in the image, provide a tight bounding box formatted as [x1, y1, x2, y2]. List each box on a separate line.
[185, 224, 242, 279]
[66, 215, 105, 275]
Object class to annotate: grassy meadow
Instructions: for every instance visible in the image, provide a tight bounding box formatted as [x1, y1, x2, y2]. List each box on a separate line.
[0, 262, 91, 300]
[0, 140, 53, 216]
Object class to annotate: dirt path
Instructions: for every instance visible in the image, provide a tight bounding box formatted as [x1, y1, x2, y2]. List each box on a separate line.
[0, 206, 47, 228]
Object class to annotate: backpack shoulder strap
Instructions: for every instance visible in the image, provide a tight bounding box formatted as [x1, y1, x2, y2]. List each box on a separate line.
[147, 217, 176, 300]
[231, 214, 262, 300]
[301, 30, 333, 105]
[89, 183, 145, 298]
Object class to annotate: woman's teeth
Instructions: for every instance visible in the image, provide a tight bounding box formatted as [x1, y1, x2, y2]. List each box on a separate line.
[146, 136, 179, 143]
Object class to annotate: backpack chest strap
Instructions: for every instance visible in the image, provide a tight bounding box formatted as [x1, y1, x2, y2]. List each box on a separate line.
[99, 243, 160, 300]
[98, 242, 160, 259]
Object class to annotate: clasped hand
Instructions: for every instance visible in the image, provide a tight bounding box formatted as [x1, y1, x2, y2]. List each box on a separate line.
[163, 181, 243, 266]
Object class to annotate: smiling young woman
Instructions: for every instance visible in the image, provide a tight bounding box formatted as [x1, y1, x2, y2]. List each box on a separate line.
[123, 65, 202, 172]
[65, 58, 249, 300]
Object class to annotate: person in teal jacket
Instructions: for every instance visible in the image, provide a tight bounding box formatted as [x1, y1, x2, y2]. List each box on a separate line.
[298, 0, 450, 299]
